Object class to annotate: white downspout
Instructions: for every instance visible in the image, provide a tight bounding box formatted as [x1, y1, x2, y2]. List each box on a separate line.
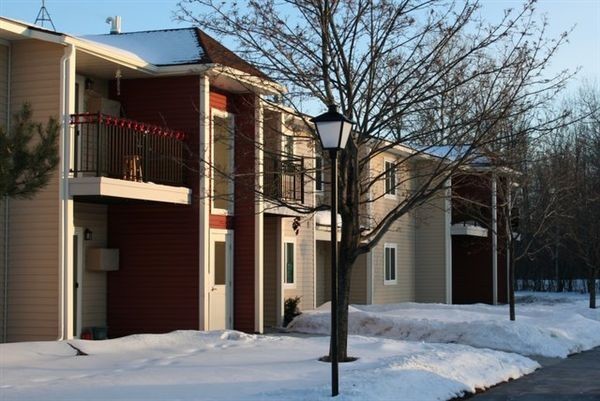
[491, 174, 498, 305]
[2, 42, 12, 343]
[198, 74, 210, 331]
[58, 43, 75, 340]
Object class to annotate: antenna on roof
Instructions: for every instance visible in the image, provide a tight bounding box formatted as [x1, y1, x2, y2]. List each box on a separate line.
[34, 0, 56, 31]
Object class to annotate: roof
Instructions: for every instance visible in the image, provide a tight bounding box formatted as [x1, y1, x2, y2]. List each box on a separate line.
[84, 27, 268, 79]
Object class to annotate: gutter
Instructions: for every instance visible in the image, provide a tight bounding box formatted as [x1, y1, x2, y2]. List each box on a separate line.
[57, 43, 75, 340]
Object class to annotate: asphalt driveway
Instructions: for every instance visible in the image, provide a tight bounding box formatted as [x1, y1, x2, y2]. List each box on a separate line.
[469, 346, 600, 401]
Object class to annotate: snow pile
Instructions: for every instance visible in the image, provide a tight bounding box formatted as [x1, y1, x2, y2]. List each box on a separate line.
[0, 330, 537, 401]
[288, 293, 600, 358]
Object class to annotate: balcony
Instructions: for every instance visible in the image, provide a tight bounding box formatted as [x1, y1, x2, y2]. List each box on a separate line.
[68, 113, 191, 204]
[264, 152, 305, 205]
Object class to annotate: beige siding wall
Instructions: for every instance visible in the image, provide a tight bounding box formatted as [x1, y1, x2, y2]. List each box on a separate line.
[6, 40, 63, 341]
[263, 216, 278, 327]
[73, 203, 107, 329]
[282, 216, 315, 311]
[369, 152, 417, 304]
[415, 195, 448, 303]
[315, 241, 367, 306]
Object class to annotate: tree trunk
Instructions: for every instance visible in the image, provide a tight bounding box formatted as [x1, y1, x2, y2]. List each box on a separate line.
[509, 240, 516, 321]
[589, 269, 597, 309]
[337, 256, 352, 361]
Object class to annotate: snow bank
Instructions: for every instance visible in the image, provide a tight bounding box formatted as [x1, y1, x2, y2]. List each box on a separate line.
[0, 330, 537, 401]
[289, 294, 600, 358]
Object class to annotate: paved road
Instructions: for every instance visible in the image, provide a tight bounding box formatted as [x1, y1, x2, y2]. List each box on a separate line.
[469, 347, 600, 401]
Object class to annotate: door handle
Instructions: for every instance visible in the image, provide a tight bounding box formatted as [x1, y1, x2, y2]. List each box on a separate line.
[211, 286, 217, 292]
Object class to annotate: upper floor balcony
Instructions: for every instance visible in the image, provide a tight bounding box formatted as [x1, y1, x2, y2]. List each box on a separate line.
[68, 113, 192, 204]
[263, 152, 305, 204]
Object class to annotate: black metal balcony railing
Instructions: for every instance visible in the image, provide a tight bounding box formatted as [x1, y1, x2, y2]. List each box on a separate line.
[264, 152, 305, 203]
[70, 113, 186, 187]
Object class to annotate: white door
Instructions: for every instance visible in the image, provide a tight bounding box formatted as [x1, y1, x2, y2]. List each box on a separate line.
[209, 230, 233, 330]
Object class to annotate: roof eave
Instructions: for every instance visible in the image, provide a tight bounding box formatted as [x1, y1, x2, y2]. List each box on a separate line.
[205, 65, 285, 95]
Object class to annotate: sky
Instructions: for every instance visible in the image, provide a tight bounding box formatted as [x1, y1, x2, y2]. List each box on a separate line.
[1, 0, 598, 92]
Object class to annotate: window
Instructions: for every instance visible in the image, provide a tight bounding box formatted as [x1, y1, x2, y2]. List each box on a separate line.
[212, 110, 234, 214]
[284, 241, 295, 286]
[315, 156, 323, 192]
[283, 135, 294, 158]
[384, 243, 397, 284]
[384, 160, 396, 196]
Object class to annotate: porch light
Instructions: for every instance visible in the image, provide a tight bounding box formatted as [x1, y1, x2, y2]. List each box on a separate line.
[84, 228, 93, 241]
[311, 104, 355, 398]
[311, 105, 354, 151]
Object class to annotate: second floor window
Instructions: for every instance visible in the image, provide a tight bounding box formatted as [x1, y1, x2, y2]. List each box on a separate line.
[385, 160, 396, 196]
[315, 156, 323, 191]
[212, 109, 234, 214]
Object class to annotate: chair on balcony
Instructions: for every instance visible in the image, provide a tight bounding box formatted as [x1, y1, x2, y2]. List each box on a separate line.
[123, 155, 143, 182]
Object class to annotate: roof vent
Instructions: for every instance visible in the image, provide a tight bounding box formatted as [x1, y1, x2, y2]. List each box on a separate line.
[106, 16, 122, 34]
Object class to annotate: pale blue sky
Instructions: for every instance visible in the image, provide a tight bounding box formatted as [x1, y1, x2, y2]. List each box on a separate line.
[1, 0, 598, 90]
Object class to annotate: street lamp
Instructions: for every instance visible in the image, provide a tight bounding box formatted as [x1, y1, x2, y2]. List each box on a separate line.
[311, 104, 354, 397]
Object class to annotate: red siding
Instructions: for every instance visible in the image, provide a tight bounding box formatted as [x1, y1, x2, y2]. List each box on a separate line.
[231, 93, 257, 332]
[106, 76, 200, 337]
[210, 90, 231, 112]
[210, 214, 234, 229]
[451, 173, 508, 304]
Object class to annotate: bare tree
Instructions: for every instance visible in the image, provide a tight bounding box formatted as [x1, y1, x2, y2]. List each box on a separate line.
[177, 0, 570, 360]
[559, 84, 600, 308]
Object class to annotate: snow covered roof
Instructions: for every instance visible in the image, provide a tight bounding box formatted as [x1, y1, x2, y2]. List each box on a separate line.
[421, 145, 491, 165]
[83, 28, 268, 79]
[84, 28, 202, 66]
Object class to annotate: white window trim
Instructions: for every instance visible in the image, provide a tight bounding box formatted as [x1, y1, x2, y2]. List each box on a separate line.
[383, 243, 397, 285]
[211, 108, 235, 216]
[384, 158, 397, 199]
[283, 238, 297, 289]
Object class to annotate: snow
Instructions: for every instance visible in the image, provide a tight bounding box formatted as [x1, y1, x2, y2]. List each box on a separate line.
[4, 293, 595, 400]
[0, 331, 537, 401]
[315, 210, 342, 227]
[288, 292, 600, 358]
[83, 29, 203, 66]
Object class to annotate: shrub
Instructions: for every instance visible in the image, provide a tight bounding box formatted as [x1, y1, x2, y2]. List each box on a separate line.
[284, 296, 302, 327]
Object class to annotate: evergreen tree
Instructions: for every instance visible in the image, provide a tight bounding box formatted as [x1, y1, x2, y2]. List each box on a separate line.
[0, 103, 59, 199]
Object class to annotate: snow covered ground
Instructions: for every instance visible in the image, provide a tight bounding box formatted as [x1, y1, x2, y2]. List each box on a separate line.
[0, 330, 537, 401]
[288, 292, 600, 358]
[4, 292, 594, 400]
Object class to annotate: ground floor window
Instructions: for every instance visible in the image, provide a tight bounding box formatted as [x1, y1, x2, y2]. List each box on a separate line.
[284, 241, 295, 286]
[384, 243, 397, 285]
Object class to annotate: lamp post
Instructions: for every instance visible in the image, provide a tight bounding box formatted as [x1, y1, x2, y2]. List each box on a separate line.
[311, 104, 354, 397]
